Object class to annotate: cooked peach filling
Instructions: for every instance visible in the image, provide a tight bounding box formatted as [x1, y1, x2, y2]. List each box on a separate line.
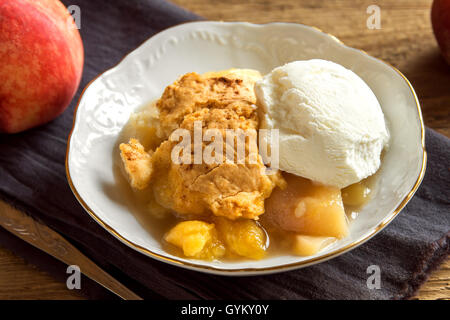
[214, 217, 267, 260]
[292, 235, 337, 256]
[162, 173, 370, 259]
[164, 218, 267, 260]
[342, 181, 372, 207]
[164, 221, 226, 260]
[264, 173, 349, 239]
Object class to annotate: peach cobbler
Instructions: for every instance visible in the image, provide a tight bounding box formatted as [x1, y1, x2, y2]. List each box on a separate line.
[118, 61, 389, 261]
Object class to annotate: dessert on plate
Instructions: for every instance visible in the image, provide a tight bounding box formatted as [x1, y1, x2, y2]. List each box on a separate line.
[118, 59, 389, 261]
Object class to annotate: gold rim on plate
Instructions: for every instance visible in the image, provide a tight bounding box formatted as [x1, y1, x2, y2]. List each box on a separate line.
[65, 22, 427, 275]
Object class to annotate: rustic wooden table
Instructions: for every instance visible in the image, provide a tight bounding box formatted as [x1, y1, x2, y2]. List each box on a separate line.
[0, 0, 448, 300]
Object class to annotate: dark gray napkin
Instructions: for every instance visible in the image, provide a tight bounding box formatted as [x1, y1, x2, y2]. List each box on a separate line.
[0, 0, 448, 300]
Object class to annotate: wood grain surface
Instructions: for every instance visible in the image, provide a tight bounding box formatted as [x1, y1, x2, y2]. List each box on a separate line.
[0, 245, 84, 300]
[0, 0, 448, 300]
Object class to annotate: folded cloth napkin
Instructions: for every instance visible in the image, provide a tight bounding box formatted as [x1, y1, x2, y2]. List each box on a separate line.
[0, 0, 448, 300]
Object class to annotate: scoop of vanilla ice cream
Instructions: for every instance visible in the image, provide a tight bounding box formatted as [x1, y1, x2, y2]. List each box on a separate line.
[255, 59, 389, 188]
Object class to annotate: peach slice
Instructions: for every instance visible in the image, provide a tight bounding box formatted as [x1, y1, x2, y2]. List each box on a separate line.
[341, 181, 371, 207]
[264, 174, 348, 238]
[292, 235, 336, 256]
[164, 220, 225, 260]
[214, 217, 267, 260]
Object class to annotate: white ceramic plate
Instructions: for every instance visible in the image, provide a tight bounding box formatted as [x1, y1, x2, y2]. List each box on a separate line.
[66, 21, 426, 275]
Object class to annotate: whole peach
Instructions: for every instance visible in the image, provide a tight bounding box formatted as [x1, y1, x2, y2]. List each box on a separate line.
[432, 0, 450, 65]
[0, 0, 84, 133]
